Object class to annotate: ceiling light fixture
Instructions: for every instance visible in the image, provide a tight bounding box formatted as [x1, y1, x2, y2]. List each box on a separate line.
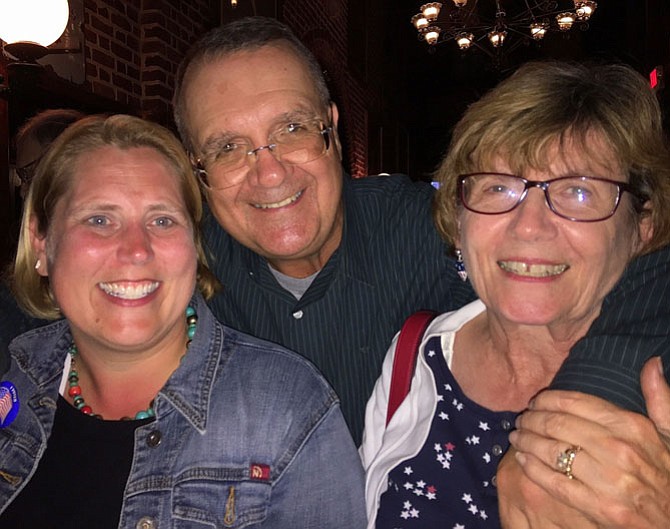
[410, 0, 597, 65]
[0, 0, 78, 65]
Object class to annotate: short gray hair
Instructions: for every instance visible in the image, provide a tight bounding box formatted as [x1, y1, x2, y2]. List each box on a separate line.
[173, 16, 331, 152]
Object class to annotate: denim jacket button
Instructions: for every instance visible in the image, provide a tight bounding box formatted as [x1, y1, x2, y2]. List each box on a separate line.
[146, 430, 162, 448]
[136, 516, 156, 529]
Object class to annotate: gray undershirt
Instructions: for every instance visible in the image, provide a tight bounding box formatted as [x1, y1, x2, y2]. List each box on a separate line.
[268, 264, 319, 300]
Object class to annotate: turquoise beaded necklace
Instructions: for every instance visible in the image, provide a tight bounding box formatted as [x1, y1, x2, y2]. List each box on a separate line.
[66, 306, 198, 420]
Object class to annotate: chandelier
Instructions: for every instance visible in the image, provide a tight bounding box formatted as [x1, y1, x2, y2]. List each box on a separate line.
[411, 1, 597, 59]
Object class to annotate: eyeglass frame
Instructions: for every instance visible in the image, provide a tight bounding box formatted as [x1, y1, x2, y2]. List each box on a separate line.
[192, 119, 333, 190]
[15, 157, 42, 186]
[457, 172, 640, 223]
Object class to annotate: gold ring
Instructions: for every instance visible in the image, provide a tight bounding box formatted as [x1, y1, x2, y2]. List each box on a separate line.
[556, 445, 581, 479]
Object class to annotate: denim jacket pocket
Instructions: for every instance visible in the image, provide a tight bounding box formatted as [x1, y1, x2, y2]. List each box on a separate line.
[172, 468, 271, 528]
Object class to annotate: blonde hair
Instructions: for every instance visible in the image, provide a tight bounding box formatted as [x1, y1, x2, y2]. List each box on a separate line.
[433, 61, 670, 255]
[13, 114, 219, 319]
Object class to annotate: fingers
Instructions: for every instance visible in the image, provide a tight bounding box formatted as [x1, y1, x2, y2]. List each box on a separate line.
[521, 389, 658, 447]
[497, 450, 596, 529]
[512, 403, 667, 486]
[508, 380, 670, 529]
[641, 357, 670, 441]
[511, 449, 595, 514]
[514, 405, 611, 454]
[509, 428, 593, 485]
[514, 444, 670, 529]
[507, 447, 625, 528]
[528, 389, 626, 424]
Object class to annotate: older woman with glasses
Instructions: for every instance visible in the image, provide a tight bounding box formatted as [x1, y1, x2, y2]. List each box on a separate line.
[361, 61, 670, 529]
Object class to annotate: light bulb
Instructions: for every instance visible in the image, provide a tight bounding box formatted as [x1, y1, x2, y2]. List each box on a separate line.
[0, 0, 70, 47]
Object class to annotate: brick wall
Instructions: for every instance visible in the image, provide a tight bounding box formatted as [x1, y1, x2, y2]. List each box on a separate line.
[284, 0, 370, 177]
[83, 0, 218, 125]
[81, 0, 378, 174]
[84, 1, 142, 108]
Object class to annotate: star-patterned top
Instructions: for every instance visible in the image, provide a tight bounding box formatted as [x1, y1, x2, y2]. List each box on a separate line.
[375, 335, 517, 529]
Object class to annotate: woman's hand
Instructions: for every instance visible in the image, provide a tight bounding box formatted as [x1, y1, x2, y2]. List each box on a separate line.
[497, 447, 598, 529]
[498, 357, 670, 529]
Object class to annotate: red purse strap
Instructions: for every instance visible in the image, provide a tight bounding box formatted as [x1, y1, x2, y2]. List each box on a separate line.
[386, 310, 437, 426]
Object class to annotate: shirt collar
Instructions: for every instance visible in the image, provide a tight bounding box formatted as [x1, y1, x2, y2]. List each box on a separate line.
[154, 292, 222, 433]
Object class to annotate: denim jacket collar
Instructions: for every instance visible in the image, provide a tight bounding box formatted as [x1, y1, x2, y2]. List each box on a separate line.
[9, 292, 222, 435]
[154, 293, 223, 433]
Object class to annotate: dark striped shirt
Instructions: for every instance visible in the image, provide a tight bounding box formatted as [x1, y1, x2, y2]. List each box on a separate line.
[202, 174, 476, 443]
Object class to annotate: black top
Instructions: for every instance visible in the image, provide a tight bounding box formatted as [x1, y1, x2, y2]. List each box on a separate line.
[0, 396, 146, 528]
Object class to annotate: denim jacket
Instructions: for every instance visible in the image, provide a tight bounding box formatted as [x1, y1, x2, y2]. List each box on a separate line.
[0, 294, 366, 528]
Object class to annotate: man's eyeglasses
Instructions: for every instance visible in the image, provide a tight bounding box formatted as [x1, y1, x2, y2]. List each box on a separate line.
[16, 157, 41, 186]
[194, 119, 333, 190]
[458, 172, 638, 222]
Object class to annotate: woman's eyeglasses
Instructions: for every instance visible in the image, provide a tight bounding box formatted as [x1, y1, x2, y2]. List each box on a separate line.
[16, 157, 41, 186]
[458, 172, 638, 222]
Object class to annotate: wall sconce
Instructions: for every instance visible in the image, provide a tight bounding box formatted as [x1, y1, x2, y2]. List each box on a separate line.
[0, 0, 72, 63]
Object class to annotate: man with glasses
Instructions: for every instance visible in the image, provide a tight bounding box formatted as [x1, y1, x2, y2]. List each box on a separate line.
[171, 17, 476, 444]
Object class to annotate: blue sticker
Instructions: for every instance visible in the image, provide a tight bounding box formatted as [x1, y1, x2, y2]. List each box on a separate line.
[0, 381, 19, 428]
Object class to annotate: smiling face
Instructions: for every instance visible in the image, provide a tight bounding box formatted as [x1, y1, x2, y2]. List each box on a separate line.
[182, 44, 344, 277]
[31, 146, 198, 355]
[458, 134, 652, 337]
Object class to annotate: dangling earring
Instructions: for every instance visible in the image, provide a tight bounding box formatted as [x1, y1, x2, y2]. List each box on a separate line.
[454, 249, 468, 282]
[34, 259, 41, 271]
